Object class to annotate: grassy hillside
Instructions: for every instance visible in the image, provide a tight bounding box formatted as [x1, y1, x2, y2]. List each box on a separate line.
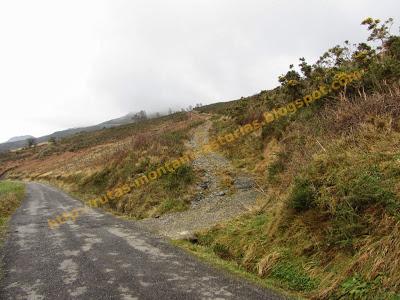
[182, 18, 400, 299]
[1, 112, 205, 219]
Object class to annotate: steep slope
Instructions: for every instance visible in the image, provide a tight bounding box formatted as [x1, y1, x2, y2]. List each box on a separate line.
[185, 88, 400, 299]
[179, 18, 400, 299]
[138, 119, 262, 238]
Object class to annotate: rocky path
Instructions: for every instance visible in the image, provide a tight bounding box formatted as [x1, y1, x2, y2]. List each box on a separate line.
[137, 119, 262, 239]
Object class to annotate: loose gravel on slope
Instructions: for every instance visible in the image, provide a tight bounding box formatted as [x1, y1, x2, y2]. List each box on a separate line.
[137, 119, 262, 239]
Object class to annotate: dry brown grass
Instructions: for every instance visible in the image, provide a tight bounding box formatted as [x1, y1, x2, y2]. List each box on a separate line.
[322, 84, 400, 134]
[2, 112, 205, 219]
[191, 86, 400, 298]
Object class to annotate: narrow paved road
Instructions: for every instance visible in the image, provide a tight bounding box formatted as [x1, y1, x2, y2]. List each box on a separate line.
[0, 182, 283, 300]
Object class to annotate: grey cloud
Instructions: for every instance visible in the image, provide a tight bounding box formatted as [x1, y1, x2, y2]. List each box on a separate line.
[0, 0, 399, 141]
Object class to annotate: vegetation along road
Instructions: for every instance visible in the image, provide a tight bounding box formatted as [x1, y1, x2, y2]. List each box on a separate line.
[0, 182, 284, 299]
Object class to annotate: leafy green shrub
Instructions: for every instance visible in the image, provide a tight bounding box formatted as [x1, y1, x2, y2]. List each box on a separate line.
[327, 167, 398, 248]
[387, 36, 400, 60]
[289, 178, 316, 212]
[338, 167, 397, 212]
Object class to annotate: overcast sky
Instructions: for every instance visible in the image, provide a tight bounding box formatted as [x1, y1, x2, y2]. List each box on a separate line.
[0, 0, 399, 142]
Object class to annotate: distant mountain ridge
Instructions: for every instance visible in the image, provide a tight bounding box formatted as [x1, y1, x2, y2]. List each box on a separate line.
[0, 111, 157, 153]
[6, 135, 35, 143]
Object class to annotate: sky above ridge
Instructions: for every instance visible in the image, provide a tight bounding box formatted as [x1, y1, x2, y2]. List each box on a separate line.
[0, 0, 399, 142]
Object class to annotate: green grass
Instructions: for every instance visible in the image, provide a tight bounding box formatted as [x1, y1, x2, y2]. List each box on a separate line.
[172, 239, 302, 300]
[335, 274, 400, 299]
[337, 275, 373, 299]
[270, 260, 317, 291]
[180, 211, 319, 297]
[290, 149, 400, 250]
[0, 181, 25, 239]
[161, 165, 195, 192]
[156, 197, 189, 215]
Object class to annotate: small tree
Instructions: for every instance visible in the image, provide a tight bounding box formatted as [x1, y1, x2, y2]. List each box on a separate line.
[138, 110, 147, 120]
[48, 137, 56, 145]
[278, 65, 303, 100]
[298, 57, 312, 79]
[132, 110, 148, 121]
[27, 138, 37, 148]
[361, 17, 393, 49]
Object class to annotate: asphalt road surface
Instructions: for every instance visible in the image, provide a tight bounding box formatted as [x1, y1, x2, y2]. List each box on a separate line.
[0, 182, 284, 300]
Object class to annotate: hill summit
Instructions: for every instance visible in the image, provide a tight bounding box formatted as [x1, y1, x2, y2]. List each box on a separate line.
[6, 135, 34, 143]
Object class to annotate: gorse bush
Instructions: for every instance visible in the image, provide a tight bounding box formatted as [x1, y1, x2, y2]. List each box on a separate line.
[200, 18, 400, 141]
[337, 167, 397, 212]
[289, 178, 316, 212]
[289, 147, 400, 249]
[329, 166, 398, 248]
[160, 131, 188, 155]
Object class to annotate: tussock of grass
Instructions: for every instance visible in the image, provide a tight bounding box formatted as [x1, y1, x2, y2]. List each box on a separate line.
[156, 198, 189, 215]
[190, 212, 319, 296]
[172, 239, 299, 300]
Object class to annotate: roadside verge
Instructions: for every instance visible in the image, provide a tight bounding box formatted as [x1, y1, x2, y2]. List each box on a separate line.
[0, 180, 25, 278]
[0, 181, 25, 241]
